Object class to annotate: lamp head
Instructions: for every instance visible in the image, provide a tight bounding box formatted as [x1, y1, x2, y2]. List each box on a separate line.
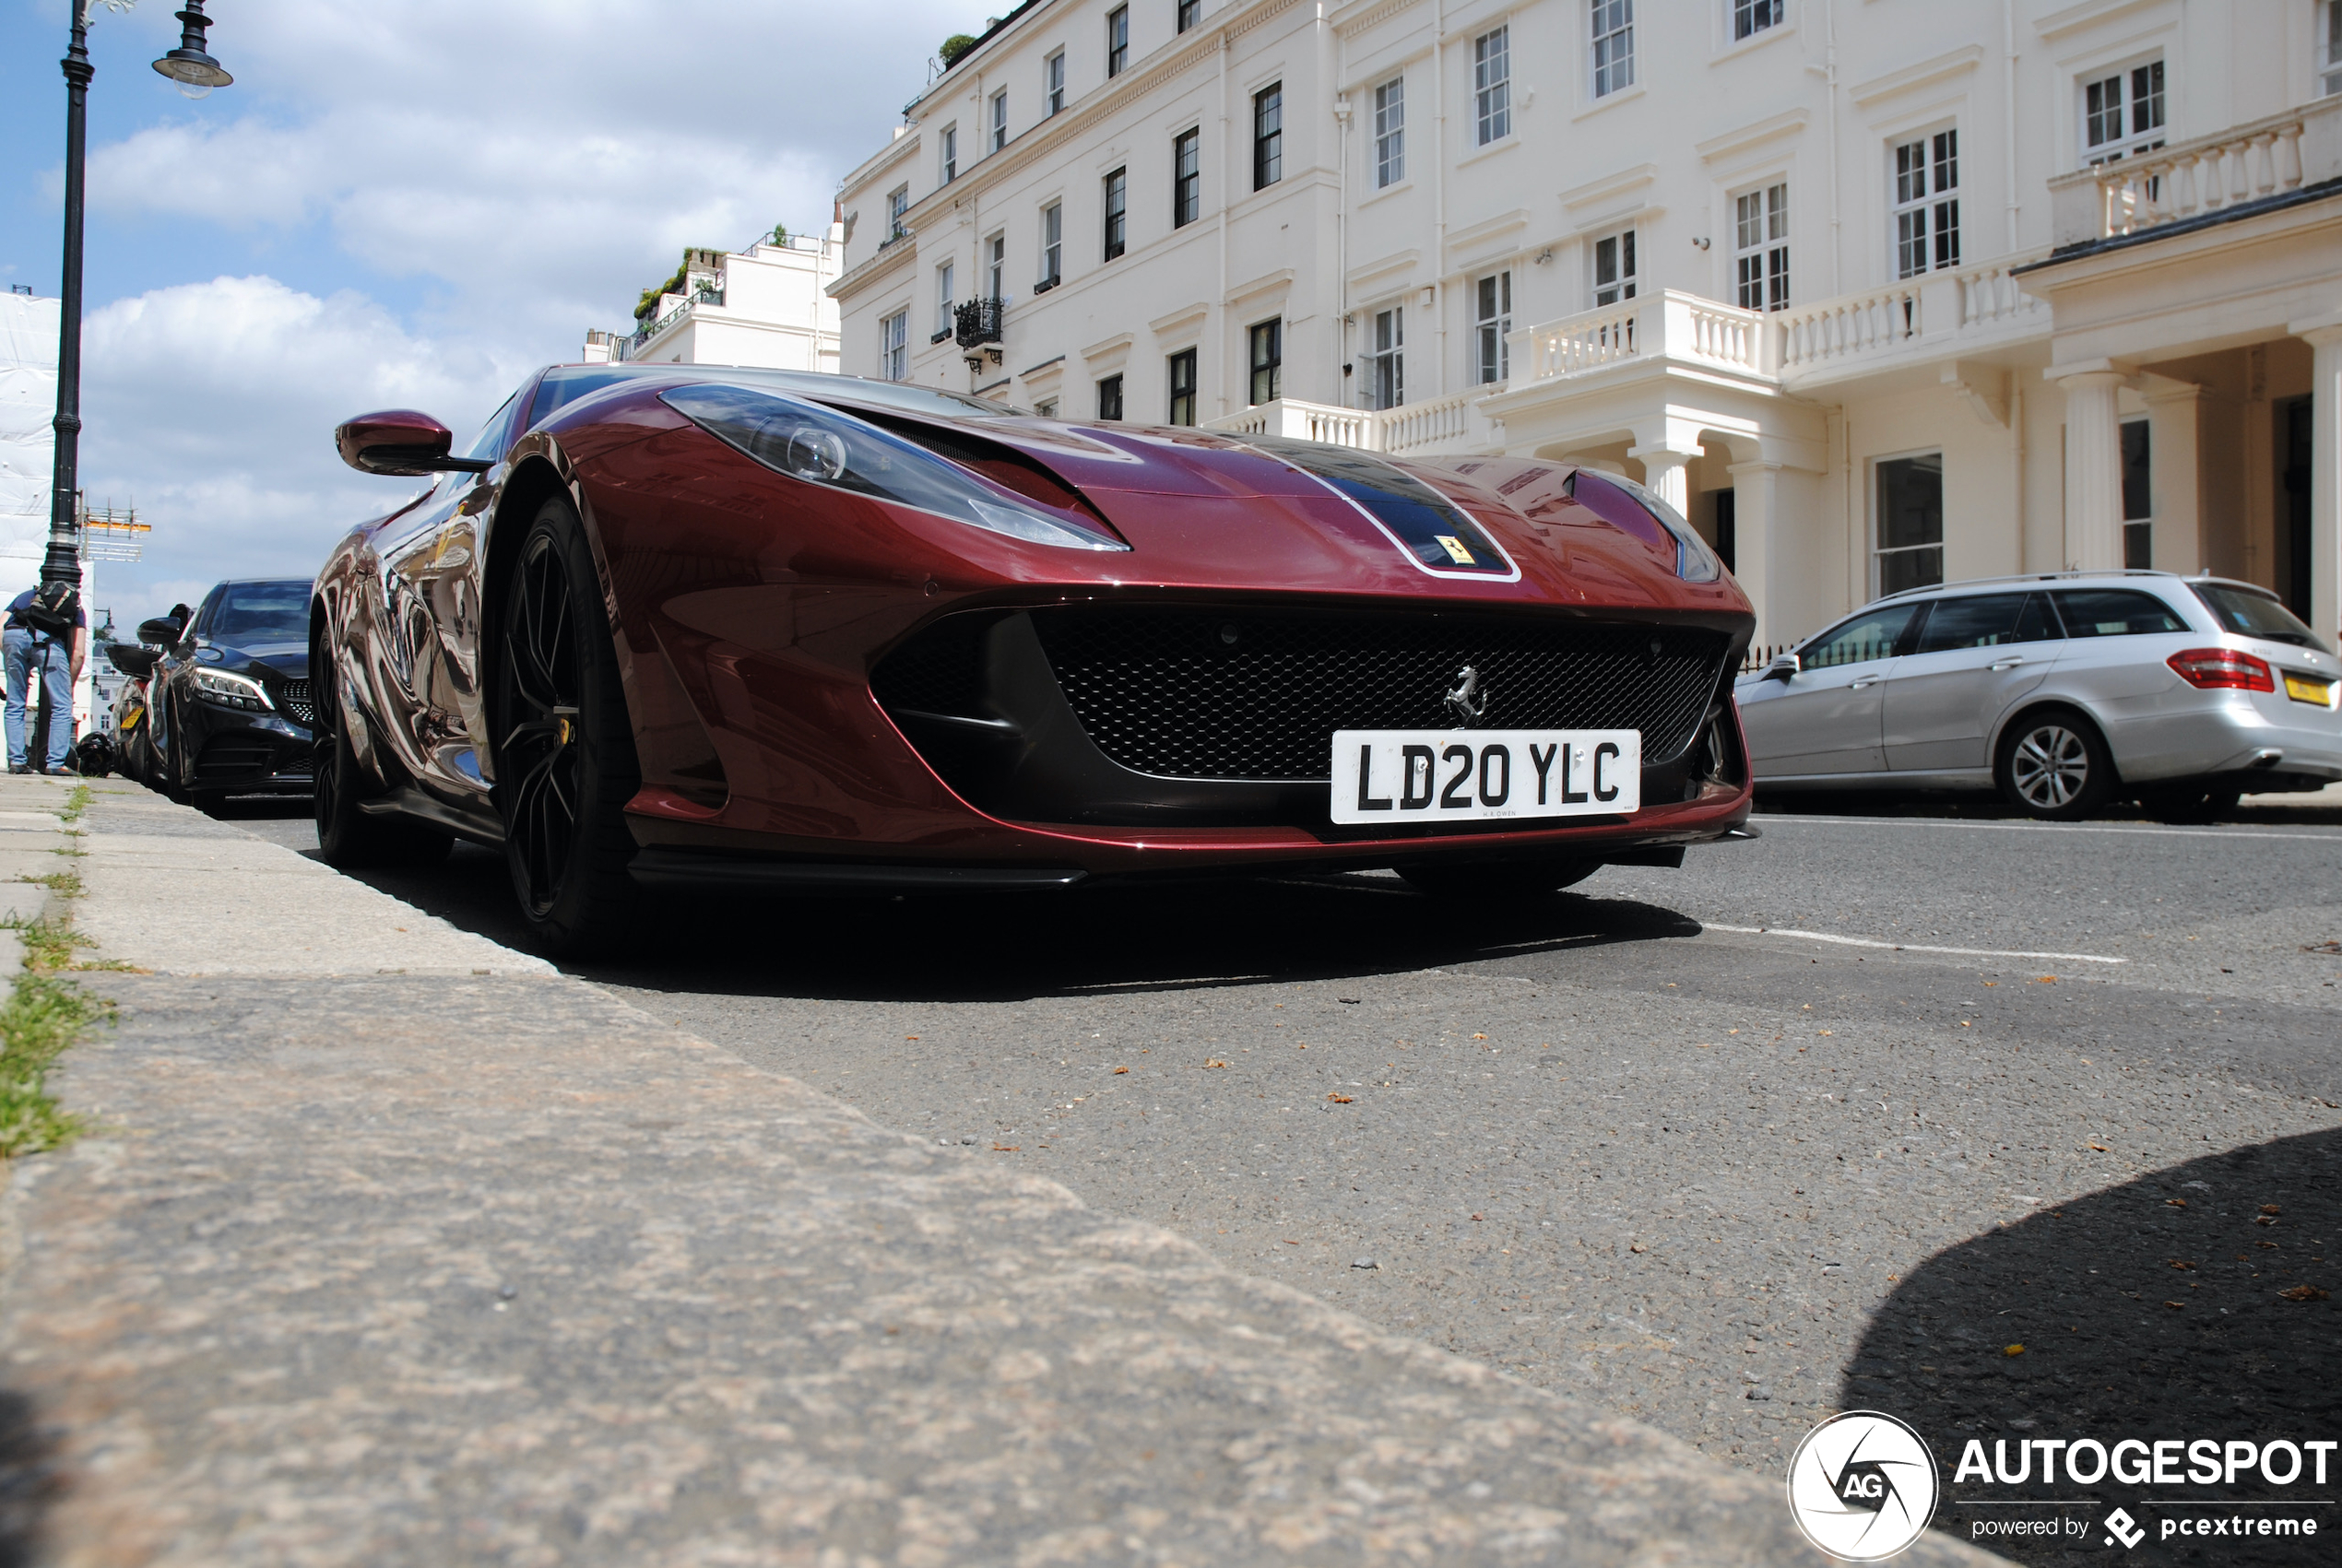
[152, 2, 231, 99]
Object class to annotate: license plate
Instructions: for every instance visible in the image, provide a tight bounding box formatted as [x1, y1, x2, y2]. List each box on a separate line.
[1331, 729, 1641, 825]
[2283, 673, 2336, 708]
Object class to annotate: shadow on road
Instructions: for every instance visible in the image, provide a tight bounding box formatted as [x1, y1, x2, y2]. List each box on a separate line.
[323, 839, 1703, 1002]
[0, 1388, 63, 1568]
[1754, 787, 2342, 829]
[1845, 1128, 2340, 1566]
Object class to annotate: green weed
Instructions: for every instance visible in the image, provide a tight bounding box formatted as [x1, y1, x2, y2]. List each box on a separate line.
[0, 786, 112, 1156]
[0, 974, 101, 1156]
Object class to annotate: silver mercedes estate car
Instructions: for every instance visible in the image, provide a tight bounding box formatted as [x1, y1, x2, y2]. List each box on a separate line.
[1735, 572, 2341, 822]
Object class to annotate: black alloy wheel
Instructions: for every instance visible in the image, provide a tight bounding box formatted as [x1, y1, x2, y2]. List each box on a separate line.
[1397, 859, 1601, 900]
[311, 626, 451, 868]
[492, 495, 640, 954]
[1995, 706, 2114, 821]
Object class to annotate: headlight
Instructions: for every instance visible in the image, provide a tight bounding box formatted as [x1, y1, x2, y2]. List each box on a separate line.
[661, 383, 1128, 552]
[194, 668, 273, 712]
[1569, 469, 1724, 583]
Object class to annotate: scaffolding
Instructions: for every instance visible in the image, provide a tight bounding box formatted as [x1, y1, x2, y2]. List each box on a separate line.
[56, 500, 152, 750]
[78, 501, 148, 562]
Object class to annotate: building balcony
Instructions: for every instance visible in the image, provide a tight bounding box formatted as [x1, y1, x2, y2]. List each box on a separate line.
[1508, 289, 1772, 388]
[1492, 267, 2052, 404]
[1201, 388, 1503, 456]
[1200, 258, 2068, 460]
[2048, 96, 2342, 251]
[952, 296, 1006, 351]
[624, 288, 727, 360]
[1773, 258, 2046, 389]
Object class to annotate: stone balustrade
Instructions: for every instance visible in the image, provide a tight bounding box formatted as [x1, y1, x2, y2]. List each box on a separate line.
[2048, 97, 2342, 247]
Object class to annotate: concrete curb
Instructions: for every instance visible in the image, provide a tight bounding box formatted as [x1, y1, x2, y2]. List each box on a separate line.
[0, 780, 2001, 1565]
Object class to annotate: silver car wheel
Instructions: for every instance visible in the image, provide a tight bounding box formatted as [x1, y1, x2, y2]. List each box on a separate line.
[2010, 724, 2090, 809]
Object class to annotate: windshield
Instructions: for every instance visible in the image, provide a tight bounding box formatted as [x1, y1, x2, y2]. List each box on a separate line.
[206, 580, 311, 646]
[2191, 582, 2326, 652]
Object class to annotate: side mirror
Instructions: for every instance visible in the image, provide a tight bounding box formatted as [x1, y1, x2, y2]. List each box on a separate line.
[136, 617, 183, 647]
[335, 409, 492, 477]
[1766, 653, 1800, 682]
[105, 643, 160, 680]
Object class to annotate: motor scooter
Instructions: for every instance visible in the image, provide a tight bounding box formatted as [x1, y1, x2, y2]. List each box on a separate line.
[101, 641, 161, 785]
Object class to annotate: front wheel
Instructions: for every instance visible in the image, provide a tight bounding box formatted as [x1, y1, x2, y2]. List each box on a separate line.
[1397, 859, 1600, 900]
[1995, 708, 2114, 821]
[491, 495, 642, 956]
[312, 647, 452, 868]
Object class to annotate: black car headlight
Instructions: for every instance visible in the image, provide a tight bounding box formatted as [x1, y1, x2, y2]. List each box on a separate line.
[194, 668, 273, 712]
[661, 383, 1128, 552]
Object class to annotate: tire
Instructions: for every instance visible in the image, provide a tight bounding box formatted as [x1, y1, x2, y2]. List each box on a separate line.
[1995, 707, 2115, 821]
[312, 630, 454, 867]
[1397, 859, 1601, 900]
[2143, 783, 2241, 826]
[162, 707, 192, 804]
[491, 494, 641, 956]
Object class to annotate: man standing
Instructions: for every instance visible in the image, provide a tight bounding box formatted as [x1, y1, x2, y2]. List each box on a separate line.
[5, 581, 88, 774]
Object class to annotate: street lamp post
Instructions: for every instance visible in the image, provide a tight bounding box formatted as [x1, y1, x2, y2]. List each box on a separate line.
[41, 1, 231, 602]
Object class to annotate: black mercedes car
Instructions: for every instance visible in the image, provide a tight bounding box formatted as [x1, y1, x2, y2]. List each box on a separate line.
[146, 578, 315, 807]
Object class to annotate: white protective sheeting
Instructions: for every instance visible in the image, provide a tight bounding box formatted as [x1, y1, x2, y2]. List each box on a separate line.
[0, 295, 88, 727]
[0, 294, 60, 583]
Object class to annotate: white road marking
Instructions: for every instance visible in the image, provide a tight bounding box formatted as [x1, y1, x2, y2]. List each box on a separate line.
[1703, 924, 2127, 965]
[1755, 814, 2342, 845]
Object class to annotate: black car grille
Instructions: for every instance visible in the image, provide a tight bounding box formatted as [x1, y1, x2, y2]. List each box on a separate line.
[1026, 607, 1729, 781]
[271, 678, 314, 728]
[193, 737, 311, 786]
[870, 615, 988, 719]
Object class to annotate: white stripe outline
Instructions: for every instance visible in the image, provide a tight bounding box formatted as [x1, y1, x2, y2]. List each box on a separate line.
[1704, 924, 2126, 965]
[1756, 814, 2342, 845]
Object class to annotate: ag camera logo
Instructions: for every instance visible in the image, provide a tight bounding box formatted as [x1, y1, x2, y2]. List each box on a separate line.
[1787, 1411, 1941, 1561]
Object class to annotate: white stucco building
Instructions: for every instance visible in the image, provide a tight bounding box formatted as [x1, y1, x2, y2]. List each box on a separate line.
[587, 225, 846, 371]
[833, 0, 2342, 652]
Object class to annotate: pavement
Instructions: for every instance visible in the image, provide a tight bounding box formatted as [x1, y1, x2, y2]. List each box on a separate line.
[0, 774, 1996, 1567]
[225, 783, 2342, 1566]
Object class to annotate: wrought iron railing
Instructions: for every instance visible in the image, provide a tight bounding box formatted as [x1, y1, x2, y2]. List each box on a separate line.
[953, 296, 1006, 349]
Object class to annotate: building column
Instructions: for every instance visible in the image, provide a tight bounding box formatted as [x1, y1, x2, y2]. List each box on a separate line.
[1627, 442, 1698, 517]
[2294, 316, 2342, 649]
[2054, 364, 2128, 572]
[2138, 374, 2206, 576]
[1726, 460, 1783, 654]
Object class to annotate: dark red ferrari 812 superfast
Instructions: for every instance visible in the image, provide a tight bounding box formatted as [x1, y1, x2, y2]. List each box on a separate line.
[314, 365, 1756, 952]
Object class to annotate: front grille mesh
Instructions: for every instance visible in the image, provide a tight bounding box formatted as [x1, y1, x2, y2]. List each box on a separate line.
[272, 678, 314, 728]
[1028, 607, 1727, 781]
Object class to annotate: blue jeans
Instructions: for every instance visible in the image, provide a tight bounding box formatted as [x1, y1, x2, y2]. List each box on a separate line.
[3, 628, 74, 772]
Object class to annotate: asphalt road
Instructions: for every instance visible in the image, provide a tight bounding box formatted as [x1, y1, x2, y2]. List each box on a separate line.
[232, 795, 2342, 1561]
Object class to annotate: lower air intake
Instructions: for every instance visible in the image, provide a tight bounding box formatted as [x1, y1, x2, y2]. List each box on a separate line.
[1025, 607, 1728, 782]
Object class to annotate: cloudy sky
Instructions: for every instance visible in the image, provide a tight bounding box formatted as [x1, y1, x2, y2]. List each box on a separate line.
[0, 0, 968, 628]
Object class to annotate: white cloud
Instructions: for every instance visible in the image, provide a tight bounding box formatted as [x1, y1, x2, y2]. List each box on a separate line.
[52, 0, 976, 623]
[77, 275, 521, 624]
[84, 0, 968, 340]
